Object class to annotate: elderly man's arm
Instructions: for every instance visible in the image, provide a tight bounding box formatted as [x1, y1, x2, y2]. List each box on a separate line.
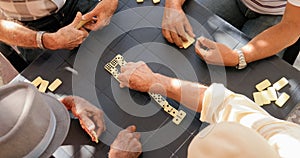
[195, 2, 300, 66]
[81, 0, 118, 31]
[242, 2, 300, 63]
[0, 12, 88, 50]
[162, 0, 195, 48]
[118, 61, 300, 157]
[118, 61, 207, 112]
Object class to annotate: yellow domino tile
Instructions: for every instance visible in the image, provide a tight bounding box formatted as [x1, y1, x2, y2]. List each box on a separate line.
[275, 92, 290, 107]
[75, 19, 90, 29]
[136, 0, 143, 3]
[253, 92, 264, 106]
[260, 90, 271, 105]
[273, 77, 289, 91]
[31, 76, 43, 87]
[38, 80, 49, 93]
[152, 0, 160, 4]
[255, 79, 271, 92]
[266, 87, 277, 101]
[48, 78, 62, 92]
[182, 33, 195, 49]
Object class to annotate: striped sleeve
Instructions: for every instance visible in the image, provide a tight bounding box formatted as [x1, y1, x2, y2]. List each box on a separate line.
[201, 83, 300, 158]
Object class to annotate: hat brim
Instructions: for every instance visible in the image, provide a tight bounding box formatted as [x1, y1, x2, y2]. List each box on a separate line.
[39, 93, 70, 158]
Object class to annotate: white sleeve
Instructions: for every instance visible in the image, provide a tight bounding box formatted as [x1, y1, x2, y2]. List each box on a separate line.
[288, 0, 300, 7]
[201, 83, 300, 158]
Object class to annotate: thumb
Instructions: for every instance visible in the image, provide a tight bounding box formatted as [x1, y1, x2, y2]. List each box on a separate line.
[198, 36, 215, 49]
[70, 12, 83, 27]
[126, 125, 136, 132]
[82, 12, 94, 21]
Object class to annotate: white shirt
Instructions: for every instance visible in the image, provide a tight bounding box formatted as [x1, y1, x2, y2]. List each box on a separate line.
[197, 84, 300, 158]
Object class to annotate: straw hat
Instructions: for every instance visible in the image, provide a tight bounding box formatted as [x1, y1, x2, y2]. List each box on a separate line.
[188, 122, 280, 158]
[0, 82, 70, 158]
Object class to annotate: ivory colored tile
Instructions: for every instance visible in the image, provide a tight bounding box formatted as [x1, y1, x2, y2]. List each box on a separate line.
[273, 77, 289, 91]
[275, 92, 290, 107]
[31, 76, 43, 87]
[182, 34, 195, 49]
[38, 80, 49, 93]
[48, 78, 62, 92]
[255, 79, 271, 92]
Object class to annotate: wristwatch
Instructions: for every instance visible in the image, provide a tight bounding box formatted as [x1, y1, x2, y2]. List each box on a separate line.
[235, 49, 247, 69]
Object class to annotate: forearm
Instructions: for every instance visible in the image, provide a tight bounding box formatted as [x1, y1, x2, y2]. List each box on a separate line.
[94, 0, 118, 14]
[242, 22, 300, 63]
[242, 3, 300, 63]
[0, 20, 38, 48]
[150, 73, 207, 112]
[165, 0, 186, 9]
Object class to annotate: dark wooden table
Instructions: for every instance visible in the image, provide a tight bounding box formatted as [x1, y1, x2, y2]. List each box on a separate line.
[12, 0, 300, 157]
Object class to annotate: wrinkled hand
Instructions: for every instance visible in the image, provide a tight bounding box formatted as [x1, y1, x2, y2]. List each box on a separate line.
[82, 0, 118, 30]
[61, 96, 106, 143]
[195, 36, 239, 66]
[44, 12, 89, 50]
[118, 61, 156, 92]
[162, 7, 195, 48]
[109, 126, 142, 158]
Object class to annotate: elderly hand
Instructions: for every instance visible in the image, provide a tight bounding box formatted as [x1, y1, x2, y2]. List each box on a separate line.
[81, 0, 118, 30]
[43, 12, 89, 50]
[61, 96, 106, 143]
[118, 61, 157, 92]
[109, 125, 142, 158]
[195, 36, 239, 66]
[162, 4, 195, 48]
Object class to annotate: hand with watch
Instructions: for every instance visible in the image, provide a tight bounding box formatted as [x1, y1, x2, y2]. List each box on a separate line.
[194, 36, 247, 69]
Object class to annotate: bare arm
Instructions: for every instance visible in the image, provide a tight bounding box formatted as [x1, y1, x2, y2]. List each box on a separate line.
[165, 0, 186, 9]
[242, 2, 300, 63]
[0, 20, 38, 48]
[195, 2, 300, 66]
[118, 61, 207, 112]
[0, 12, 89, 50]
[163, 0, 195, 48]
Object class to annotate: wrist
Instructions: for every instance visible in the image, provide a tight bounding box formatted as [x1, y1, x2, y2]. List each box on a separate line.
[148, 73, 166, 94]
[235, 49, 247, 69]
[36, 31, 46, 49]
[241, 45, 255, 63]
[108, 149, 125, 158]
[43, 33, 57, 50]
[165, 0, 184, 9]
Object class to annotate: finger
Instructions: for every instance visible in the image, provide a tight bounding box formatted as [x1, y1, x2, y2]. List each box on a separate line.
[126, 125, 136, 132]
[198, 36, 215, 49]
[171, 31, 183, 48]
[119, 83, 125, 88]
[82, 12, 94, 21]
[70, 12, 83, 28]
[80, 115, 96, 131]
[120, 64, 128, 73]
[78, 116, 99, 142]
[92, 113, 106, 136]
[176, 25, 187, 42]
[117, 73, 126, 83]
[133, 132, 141, 139]
[162, 29, 174, 44]
[184, 20, 195, 38]
[195, 41, 206, 59]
